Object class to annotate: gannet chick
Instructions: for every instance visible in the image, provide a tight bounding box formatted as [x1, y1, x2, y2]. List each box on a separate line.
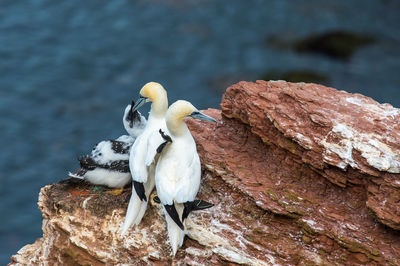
[121, 82, 168, 235]
[68, 135, 134, 188]
[123, 100, 147, 138]
[67, 101, 146, 188]
[155, 100, 216, 255]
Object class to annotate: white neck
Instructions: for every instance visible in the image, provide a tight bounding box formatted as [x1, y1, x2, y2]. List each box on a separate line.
[150, 91, 168, 118]
[167, 118, 193, 138]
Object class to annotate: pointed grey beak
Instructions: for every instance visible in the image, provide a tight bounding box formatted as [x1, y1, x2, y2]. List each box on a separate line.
[132, 96, 147, 112]
[189, 111, 217, 123]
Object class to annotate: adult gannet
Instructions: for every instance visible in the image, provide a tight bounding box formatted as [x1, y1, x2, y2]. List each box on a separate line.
[121, 82, 168, 235]
[67, 101, 147, 188]
[155, 100, 216, 255]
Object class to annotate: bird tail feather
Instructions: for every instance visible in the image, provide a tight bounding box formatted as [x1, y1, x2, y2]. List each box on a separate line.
[164, 203, 185, 256]
[134, 172, 155, 225]
[120, 189, 142, 236]
[68, 172, 84, 179]
[134, 200, 148, 225]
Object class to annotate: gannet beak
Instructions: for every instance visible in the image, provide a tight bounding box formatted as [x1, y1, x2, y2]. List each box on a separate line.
[132, 96, 147, 111]
[129, 100, 135, 113]
[189, 111, 217, 123]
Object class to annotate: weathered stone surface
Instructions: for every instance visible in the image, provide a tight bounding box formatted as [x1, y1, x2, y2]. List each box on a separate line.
[221, 80, 400, 230]
[11, 81, 400, 265]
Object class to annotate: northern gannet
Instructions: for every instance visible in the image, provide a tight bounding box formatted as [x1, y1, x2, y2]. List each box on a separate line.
[123, 100, 147, 138]
[67, 101, 147, 188]
[155, 100, 216, 255]
[121, 82, 168, 235]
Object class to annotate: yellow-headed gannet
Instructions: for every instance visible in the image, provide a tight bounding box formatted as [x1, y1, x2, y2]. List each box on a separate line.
[155, 100, 216, 255]
[121, 82, 168, 235]
[67, 101, 147, 188]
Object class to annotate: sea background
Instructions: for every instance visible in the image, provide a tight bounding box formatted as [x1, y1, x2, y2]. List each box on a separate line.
[0, 0, 399, 263]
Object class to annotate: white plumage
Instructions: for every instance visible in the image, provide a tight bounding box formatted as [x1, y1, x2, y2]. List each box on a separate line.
[121, 82, 168, 235]
[68, 134, 134, 188]
[90, 135, 132, 164]
[68, 166, 130, 188]
[155, 100, 216, 255]
[156, 134, 200, 205]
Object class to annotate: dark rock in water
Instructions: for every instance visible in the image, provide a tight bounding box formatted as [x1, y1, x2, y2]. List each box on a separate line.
[264, 33, 293, 50]
[294, 31, 375, 60]
[261, 70, 330, 85]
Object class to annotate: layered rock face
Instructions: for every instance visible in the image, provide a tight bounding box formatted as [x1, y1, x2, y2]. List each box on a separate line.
[11, 81, 400, 265]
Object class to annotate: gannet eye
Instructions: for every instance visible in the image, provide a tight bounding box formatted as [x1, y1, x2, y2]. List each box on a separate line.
[139, 95, 151, 103]
[190, 111, 200, 116]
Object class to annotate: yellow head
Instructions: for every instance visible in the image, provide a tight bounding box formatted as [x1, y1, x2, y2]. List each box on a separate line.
[166, 100, 216, 136]
[133, 82, 168, 117]
[139, 82, 165, 102]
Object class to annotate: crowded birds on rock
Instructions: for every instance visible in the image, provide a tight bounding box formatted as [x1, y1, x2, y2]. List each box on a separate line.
[66, 82, 216, 256]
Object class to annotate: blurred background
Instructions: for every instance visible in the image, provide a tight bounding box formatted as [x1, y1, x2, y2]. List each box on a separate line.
[0, 0, 399, 262]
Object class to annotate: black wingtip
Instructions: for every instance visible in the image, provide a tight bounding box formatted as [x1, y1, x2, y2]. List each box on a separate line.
[159, 129, 172, 142]
[182, 200, 214, 222]
[156, 142, 168, 153]
[164, 203, 184, 230]
[133, 181, 147, 201]
[194, 200, 214, 210]
[157, 130, 173, 153]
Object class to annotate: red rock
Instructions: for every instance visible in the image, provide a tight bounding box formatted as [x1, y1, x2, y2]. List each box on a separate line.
[10, 81, 400, 265]
[220, 80, 400, 230]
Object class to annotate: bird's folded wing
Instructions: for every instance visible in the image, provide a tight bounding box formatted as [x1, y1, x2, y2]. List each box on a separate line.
[156, 157, 178, 205]
[175, 153, 201, 203]
[130, 134, 149, 183]
[145, 129, 165, 166]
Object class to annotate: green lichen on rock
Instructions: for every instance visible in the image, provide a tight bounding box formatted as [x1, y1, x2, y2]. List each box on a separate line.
[297, 220, 319, 236]
[265, 188, 278, 201]
[338, 236, 381, 261]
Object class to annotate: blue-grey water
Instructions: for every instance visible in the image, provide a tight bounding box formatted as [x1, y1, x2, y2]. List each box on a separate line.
[0, 0, 399, 263]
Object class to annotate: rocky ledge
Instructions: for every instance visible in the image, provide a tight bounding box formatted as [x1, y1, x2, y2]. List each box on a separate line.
[11, 81, 400, 265]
